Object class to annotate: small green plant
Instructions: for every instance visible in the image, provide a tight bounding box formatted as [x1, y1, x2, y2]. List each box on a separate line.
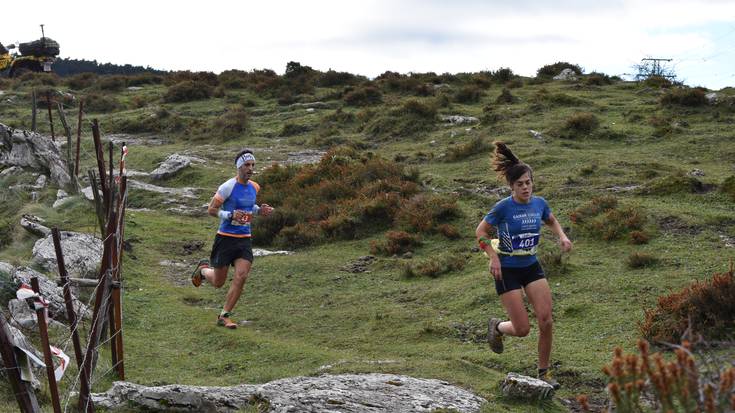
[279, 122, 311, 137]
[721, 176, 735, 201]
[210, 106, 249, 139]
[560, 112, 599, 137]
[495, 88, 515, 104]
[444, 136, 491, 162]
[539, 246, 570, 276]
[570, 196, 646, 241]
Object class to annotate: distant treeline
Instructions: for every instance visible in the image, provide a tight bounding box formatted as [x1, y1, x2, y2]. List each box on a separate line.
[52, 57, 165, 77]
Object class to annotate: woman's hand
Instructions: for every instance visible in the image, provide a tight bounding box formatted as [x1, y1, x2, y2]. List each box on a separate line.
[489, 255, 502, 281]
[559, 236, 573, 253]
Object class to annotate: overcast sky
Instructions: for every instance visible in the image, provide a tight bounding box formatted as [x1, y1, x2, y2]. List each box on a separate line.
[4, 0, 735, 89]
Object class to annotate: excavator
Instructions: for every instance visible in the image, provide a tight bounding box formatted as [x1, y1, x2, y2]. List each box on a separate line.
[0, 25, 59, 77]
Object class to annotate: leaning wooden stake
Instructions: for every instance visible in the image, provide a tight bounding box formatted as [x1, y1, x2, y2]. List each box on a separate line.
[31, 90, 37, 132]
[30, 277, 62, 413]
[75, 100, 84, 177]
[56, 102, 74, 183]
[91, 120, 108, 213]
[51, 229, 86, 370]
[0, 314, 40, 413]
[45, 91, 55, 140]
[87, 170, 106, 236]
[110, 176, 127, 379]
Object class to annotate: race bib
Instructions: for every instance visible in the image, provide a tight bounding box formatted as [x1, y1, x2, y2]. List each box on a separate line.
[511, 233, 540, 250]
[230, 211, 252, 226]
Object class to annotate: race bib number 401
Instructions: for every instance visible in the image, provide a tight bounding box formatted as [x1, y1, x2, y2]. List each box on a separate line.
[511, 233, 540, 250]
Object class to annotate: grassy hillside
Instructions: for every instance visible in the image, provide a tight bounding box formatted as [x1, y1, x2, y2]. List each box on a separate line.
[1, 65, 734, 412]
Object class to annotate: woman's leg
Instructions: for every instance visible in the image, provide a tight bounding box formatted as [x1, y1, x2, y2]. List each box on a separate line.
[524, 278, 553, 368]
[498, 289, 531, 337]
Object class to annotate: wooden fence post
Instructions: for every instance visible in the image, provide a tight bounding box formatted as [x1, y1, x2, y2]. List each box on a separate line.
[91, 120, 108, 214]
[75, 100, 84, 177]
[29, 277, 62, 413]
[0, 315, 40, 413]
[31, 90, 37, 132]
[45, 91, 55, 140]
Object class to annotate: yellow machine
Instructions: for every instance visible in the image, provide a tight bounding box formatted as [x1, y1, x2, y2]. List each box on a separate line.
[1, 25, 59, 77]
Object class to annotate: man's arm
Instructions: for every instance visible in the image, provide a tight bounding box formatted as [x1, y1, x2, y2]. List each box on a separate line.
[207, 196, 224, 218]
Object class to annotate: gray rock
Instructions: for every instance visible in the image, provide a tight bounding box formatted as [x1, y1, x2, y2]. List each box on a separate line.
[92, 374, 487, 412]
[81, 185, 102, 201]
[7, 298, 66, 330]
[9, 266, 90, 323]
[20, 214, 51, 237]
[705, 92, 718, 104]
[150, 154, 192, 180]
[52, 189, 74, 208]
[129, 179, 197, 198]
[252, 248, 292, 257]
[288, 101, 330, 110]
[0, 165, 22, 177]
[553, 68, 577, 81]
[286, 150, 326, 165]
[32, 231, 103, 279]
[688, 168, 705, 177]
[501, 372, 554, 400]
[0, 123, 71, 187]
[441, 115, 479, 125]
[529, 130, 545, 140]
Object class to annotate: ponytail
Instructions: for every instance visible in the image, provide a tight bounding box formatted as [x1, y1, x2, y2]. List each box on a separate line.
[491, 141, 532, 184]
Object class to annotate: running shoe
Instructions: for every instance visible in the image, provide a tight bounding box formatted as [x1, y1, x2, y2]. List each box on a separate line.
[487, 317, 504, 354]
[191, 259, 209, 287]
[539, 369, 561, 390]
[217, 312, 237, 329]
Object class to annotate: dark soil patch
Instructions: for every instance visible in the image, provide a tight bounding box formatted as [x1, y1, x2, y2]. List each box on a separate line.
[658, 215, 702, 235]
[182, 240, 204, 255]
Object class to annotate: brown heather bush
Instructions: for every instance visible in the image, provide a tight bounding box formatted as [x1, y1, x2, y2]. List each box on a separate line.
[370, 231, 422, 256]
[163, 80, 213, 103]
[15, 72, 59, 86]
[402, 253, 467, 278]
[579, 340, 735, 413]
[570, 196, 647, 241]
[643, 75, 673, 88]
[343, 85, 382, 106]
[721, 176, 735, 201]
[65, 72, 97, 89]
[629, 230, 650, 245]
[437, 224, 460, 239]
[127, 72, 163, 86]
[660, 87, 708, 107]
[627, 252, 658, 269]
[395, 194, 460, 233]
[639, 263, 735, 343]
[444, 136, 491, 162]
[164, 70, 219, 87]
[252, 148, 458, 249]
[539, 247, 570, 276]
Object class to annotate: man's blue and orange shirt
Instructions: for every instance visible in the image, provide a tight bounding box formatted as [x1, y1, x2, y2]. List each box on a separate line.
[214, 177, 260, 238]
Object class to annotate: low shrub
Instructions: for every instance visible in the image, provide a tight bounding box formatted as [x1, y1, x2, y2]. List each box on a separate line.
[96, 75, 127, 91]
[437, 224, 460, 239]
[495, 88, 515, 104]
[581, 340, 735, 413]
[453, 85, 483, 103]
[15, 72, 59, 86]
[584, 72, 614, 86]
[627, 252, 658, 269]
[444, 136, 491, 162]
[127, 72, 164, 86]
[363, 99, 437, 138]
[534, 89, 587, 106]
[65, 72, 97, 89]
[279, 122, 311, 137]
[83, 93, 121, 113]
[536, 61, 583, 77]
[640, 172, 705, 195]
[643, 75, 672, 88]
[402, 253, 467, 278]
[570, 196, 646, 241]
[210, 106, 248, 139]
[629, 230, 650, 245]
[539, 246, 570, 276]
[163, 80, 213, 103]
[370, 231, 423, 256]
[395, 194, 460, 233]
[721, 175, 735, 201]
[660, 88, 707, 107]
[505, 78, 524, 88]
[164, 71, 219, 87]
[560, 112, 599, 137]
[0, 215, 13, 248]
[639, 263, 735, 343]
[343, 85, 382, 106]
[317, 70, 363, 87]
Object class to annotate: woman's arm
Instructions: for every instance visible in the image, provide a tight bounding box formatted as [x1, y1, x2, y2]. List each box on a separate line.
[476, 220, 503, 280]
[544, 212, 572, 252]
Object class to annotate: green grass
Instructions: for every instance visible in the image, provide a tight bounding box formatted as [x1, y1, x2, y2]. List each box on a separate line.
[0, 72, 734, 412]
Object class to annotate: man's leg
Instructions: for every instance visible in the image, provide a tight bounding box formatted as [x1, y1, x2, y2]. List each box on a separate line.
[223, 258, 252, 313]
[201, 266, 228, 288]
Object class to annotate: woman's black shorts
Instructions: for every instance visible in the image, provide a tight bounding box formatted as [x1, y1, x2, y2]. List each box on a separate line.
[494, 261, 545, 295]
[210, 234, 254, 267]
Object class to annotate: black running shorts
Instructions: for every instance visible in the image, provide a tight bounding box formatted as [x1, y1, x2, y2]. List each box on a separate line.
[494, 261, 545, 295]
[210, 234, 254, 267]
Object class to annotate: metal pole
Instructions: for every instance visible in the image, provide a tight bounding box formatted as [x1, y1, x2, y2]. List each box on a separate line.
[29, 277, 62, 413]
[0, 314, 40, 413]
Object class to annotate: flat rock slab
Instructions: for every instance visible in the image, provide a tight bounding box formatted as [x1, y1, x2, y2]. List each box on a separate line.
[32, 231, 103, 279]
[501, 372, 554, 400]
[92, 373, 487, 412]
[0, 123, 71, 187]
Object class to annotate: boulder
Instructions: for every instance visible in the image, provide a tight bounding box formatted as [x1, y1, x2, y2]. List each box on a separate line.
[501, 372, 554, 400]
[0, 123, 71, 187]
[128, 179, 197, 198]
[553, 68, 577, 81]
[92, 374, 487, 412]
[32, 231, 103, 279]
[441, 115, 480, 125]
[20, 214, 51, 238]
[150, 154, 192, 180]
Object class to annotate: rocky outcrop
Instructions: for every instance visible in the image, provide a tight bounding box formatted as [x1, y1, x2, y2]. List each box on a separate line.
[20, 214, 51, 237]
[0, 123, 71, 187]
[553, 68, 577, 81]
[91, 374, 487, 412]
[6, 265, 90, 323]
[32, 231, 103, 279]
[441, 115, 480, 125]
[150, 154, 192, 180]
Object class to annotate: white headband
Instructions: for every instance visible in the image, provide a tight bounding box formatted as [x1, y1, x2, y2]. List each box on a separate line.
[236, 153, 255, 168]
